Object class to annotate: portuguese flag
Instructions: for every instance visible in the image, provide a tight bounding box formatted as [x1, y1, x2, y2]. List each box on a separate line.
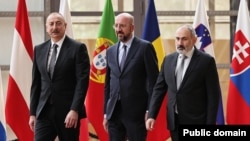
[84, 0, 117, 140]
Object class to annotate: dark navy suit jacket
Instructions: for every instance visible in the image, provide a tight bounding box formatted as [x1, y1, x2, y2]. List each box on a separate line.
[104, 37, 159, 121]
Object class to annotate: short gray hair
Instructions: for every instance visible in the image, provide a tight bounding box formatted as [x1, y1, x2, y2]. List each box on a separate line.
[179, 24, 197, 37]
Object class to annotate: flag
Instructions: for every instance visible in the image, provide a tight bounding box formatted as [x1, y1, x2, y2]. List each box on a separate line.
[84, 0, 117, 140]
[226, 0, 250, 124]
[193, 0, 225, 125]
[0, 68, 7, 141]
[59, 0, 74, 38]
[142, 0, 170, 140]
[193, 0, 215, 56]
[59, 0, 89, 140]
[5, 0, 34, 140]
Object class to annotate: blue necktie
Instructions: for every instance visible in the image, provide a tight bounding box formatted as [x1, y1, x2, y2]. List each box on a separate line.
[120, 45, 127, 70]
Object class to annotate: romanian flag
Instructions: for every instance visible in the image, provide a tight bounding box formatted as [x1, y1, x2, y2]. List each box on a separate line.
[85, 0, 117, 140]
[226, 0, 250, 124]
[5, 0, 34, 140]
[142, 0, 170, 140]
[193, 0, 225, 125]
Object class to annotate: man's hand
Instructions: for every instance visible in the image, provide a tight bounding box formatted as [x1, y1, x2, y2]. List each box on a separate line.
[29, 115, 36, 132]
[146, 118, 155, 131]
[103, 118, 108, 132]
[64, 110, 79, 128]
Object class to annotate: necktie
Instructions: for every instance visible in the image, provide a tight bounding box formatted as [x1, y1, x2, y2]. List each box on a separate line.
[120, 45, 127, 70]
[176, 54, 186, 90]
[49, 44, 58, 78]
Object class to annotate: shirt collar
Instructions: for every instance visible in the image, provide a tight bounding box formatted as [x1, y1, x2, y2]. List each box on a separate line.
[183, 46, 195, 58]
[51, 35, 66, 48]
[120, 36, 134, 49]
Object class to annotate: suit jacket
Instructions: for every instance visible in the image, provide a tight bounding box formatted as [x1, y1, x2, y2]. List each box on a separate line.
[148, 47, 220, 130]
[104, 37, 159, 121]
[30, 36, 90, 119]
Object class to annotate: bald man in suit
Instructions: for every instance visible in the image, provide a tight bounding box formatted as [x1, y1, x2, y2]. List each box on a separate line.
[103, 13, 159, 141]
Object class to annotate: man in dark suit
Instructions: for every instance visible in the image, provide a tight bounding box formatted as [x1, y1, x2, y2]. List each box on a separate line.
[146, 24, 220, 141]
[29, 12, 90, 141]
[103, 13, 159, 141]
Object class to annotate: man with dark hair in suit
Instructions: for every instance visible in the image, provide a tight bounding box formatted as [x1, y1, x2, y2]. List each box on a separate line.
[146, 24, 220, 141]
[103, 12, 159, 141]
[29, 12, 90, 141]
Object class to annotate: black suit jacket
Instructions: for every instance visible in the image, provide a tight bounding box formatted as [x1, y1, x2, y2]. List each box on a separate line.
[104, 37, 159, 121]
[148, 47, 220, 130]
[30, 36, 90, 119]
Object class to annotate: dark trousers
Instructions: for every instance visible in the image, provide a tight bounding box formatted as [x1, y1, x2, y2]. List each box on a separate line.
[170, 113, 179, 141]
[34, 103, 80, 141]
[108, 101, 147, 141]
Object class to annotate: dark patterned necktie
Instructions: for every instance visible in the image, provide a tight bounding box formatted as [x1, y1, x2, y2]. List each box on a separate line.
[49, 44, 58, 78]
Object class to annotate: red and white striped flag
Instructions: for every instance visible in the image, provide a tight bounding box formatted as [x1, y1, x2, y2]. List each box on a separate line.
[5, 0, 34, 140]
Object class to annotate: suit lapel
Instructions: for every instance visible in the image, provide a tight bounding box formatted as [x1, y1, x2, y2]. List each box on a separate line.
[182, 48, 200, 86]
[44, 41, 52, 79]
[171, 53, 179, 91]
[111, 43, 122, 73]
[114, 43, 121, 72]
[52, 36, 70, 78]
[121, 37, 139, 72]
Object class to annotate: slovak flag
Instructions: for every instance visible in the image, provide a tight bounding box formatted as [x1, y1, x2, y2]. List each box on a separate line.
[226, 0, 250, 124]
[193, 0, 225, 125]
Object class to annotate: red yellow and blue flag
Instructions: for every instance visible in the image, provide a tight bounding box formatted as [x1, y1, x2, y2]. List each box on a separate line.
[142, 0, 170, 140]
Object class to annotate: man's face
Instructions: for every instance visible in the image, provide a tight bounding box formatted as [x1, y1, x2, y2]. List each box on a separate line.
[113, 15, 134, 43]
[175, 27, 197, 54]
[46, 14, 66, 41]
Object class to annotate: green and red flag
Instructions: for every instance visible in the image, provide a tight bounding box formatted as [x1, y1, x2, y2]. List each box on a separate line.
[84, 0, 117, 140]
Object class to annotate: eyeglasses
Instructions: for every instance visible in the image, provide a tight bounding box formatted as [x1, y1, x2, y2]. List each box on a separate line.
[113, 24, 127, 29]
